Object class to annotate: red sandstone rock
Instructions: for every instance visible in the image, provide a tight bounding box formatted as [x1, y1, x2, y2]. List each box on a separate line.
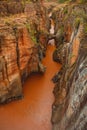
[0, 0, 48, 103]
[52, 4, 87, 130]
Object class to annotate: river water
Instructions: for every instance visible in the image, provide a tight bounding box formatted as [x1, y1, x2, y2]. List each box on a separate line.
[0, 44, 61, 130]
[0, 13, 61, 130]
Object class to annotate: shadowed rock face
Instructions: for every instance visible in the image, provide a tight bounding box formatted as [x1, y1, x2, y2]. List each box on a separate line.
[0, 1, 48, 103]
[52, 4, 87, 130]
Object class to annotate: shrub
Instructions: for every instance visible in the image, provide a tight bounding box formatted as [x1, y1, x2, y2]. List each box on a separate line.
[74, 17, 81, 29]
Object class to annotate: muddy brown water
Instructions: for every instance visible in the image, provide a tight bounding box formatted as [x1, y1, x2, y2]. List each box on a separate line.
[0, 45, 61, 130]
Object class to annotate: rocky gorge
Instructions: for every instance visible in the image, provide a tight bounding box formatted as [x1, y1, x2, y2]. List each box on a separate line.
[0, 0, 87, 130]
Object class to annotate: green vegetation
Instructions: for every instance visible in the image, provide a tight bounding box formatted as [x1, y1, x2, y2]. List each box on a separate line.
[63, 8, 68, 14]
[79, 0, 87, 3]
[74, 17, 81, 29]
[59, 0, 87, 3]
[4, 18, 10, 25]
[58, 0, 69, 3]
[53, 0, 87, 3]
[26, 23, 37, 44]
[60, 26, 64, 34]
[21, 0, 31, 5]
[21, 0, 31, 10]
[84, 25, 87, 34]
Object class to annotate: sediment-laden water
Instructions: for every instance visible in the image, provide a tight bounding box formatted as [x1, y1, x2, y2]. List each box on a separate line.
[0, 45, 61, 130]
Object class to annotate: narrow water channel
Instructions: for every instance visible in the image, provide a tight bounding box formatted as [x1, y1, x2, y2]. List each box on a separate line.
[0, 13, 61, 130]
[0, 44, 61, 130]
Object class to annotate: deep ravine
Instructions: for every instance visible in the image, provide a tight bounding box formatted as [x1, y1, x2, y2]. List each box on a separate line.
[0, 44, 61, 130]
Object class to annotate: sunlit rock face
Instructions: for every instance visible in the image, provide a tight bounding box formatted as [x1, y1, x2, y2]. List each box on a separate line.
[52, 4, 87, 130]
[0, 23, 44, 103]
[0, 25, 22, 103]
[0, 0, 48, 103]
[25, 1, 49, 48]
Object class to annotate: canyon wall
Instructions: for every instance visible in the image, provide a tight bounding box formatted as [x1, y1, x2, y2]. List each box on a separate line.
[0, 0, 48, 103]
[1, 1, 87, 129]
[52, 3, 87, 130]
[0, 0, 23, 16]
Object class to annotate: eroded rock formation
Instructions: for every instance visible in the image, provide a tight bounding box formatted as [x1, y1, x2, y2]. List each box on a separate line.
[0, 0, 48, 103]
[0, 0, 87, 129]
[52, 3, 87, 130]
[0, 0, 23, 16]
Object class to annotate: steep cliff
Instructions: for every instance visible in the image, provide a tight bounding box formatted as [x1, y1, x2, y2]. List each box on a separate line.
[0, 1, 87, 129]
[52, 3, 87, 130]
[0, 0, 48, 103]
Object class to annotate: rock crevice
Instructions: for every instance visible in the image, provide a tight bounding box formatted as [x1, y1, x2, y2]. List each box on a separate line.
[0, 0, 48, 103]
[52, 3, 87, 130]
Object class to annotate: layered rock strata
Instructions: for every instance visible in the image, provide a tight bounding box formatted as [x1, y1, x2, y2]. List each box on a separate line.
[52, 3, 87, 130]
[0, 0, 48, 103]
[0, 0, 23, 16]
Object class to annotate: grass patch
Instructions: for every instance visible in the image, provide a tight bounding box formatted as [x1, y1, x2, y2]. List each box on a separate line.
[26, 23, 37, 44]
